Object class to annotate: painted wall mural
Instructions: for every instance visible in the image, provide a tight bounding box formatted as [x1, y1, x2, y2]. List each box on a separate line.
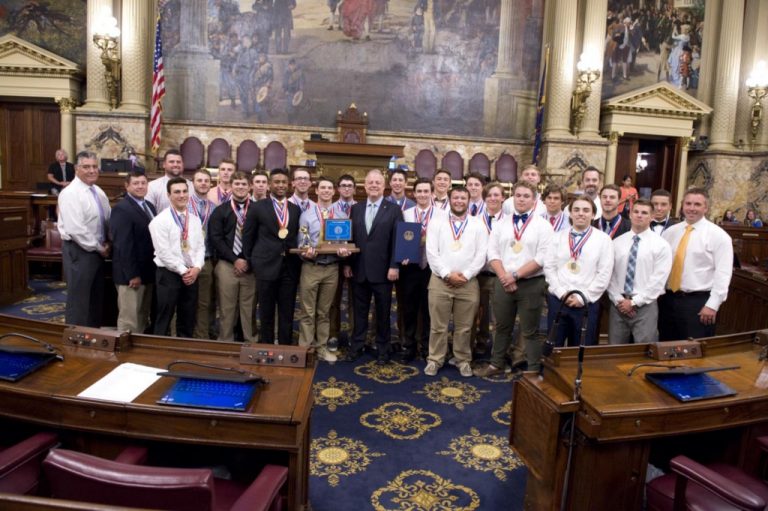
[163, 0, 544, 139]
[0, 0, 86, 65]
[602, 0, 705, 99]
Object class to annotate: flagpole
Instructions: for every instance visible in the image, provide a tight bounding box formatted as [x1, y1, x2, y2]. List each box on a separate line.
[532, 45, 550, 166]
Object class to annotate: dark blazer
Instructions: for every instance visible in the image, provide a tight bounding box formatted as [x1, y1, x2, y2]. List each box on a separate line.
[209, 199, 250, 264]
[348, 198, 403, 284]
[592, 215, 631, 239]
[242, 197, 301, 281]
[109, 196, 156, 285]
[47, 162, 75, 193]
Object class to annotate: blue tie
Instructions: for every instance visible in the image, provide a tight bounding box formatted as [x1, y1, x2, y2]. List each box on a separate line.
[623, 235, 640, 295]
[513, 213, 528, 224]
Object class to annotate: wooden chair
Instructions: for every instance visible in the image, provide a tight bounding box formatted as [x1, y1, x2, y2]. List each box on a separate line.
[27, 222, 63, 280]
[263, 141, 287, 170]
[414, 149, 437, 179]
[43, 448, 288, 511]
[180, 137, 205, 172]
[0, 432, 59, 496]
[441, 151, 464, 180]
[206, 138, 231, 168]
[468, 153, 491, 178]
[236, 140, 261, 173]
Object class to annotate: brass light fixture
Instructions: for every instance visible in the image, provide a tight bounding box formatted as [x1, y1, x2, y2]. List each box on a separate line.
[746, 61, 768, 144]
[92, 13, 121, 110]
[571, 52, 601, 135]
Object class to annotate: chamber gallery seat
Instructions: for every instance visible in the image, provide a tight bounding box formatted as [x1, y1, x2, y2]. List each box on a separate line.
[0, 432, 59, 496]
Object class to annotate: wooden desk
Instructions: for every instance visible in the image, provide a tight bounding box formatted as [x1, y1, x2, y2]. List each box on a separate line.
[510, 331, 768, 510]
[0, 315, 315, 510]
[724, 224, 768, 264]
[303, 140, 404, 183]
[718, 267, 768, 333]
[0, 207, 30, 305]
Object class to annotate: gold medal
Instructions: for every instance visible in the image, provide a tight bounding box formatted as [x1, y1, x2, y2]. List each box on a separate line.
[278, 228, 289, 239]
[568, 261, 580, 274]
[512, 242, 523, 254]
[452, 241, 462, 251]
[181, 239, 189, 251]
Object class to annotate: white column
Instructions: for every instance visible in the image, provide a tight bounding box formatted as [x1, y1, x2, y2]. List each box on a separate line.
[708, 0, 744, 150]
[675, 138, 691, 211]
[604, 131, 619, 185]
[543, 0, 578, 139]
[119, 0, 150, 113]
[56, 98, 77, 157]
[695, 0, 721, 139]
[579, 0, 608, 140]
[496, 0, 514, 75]
[82, 0, 113, 111]
[738, 0, 768, 150]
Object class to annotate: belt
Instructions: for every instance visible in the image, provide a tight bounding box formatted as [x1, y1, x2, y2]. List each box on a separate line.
[479, 271, 495, 277]
[666, 290, 710, 297]
[306, 260, 338, 266]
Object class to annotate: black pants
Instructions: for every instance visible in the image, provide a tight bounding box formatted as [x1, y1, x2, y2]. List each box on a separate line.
[154, 267, 198, 338]
[351, 279, 393, 355]
[399, 265, 431, 354]
[546, 293, 601, 347]
[258, 264, 299, 345]
[658, 291, 714, 341]
[62, 241, 104, 327]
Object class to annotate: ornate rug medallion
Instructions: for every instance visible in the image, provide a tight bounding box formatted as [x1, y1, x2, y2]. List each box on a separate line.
[371, 469, 480, 510]
[46, 281, 67, 289]
[491, 400, 512, 426]
[359, 401, 442, 440]
[413, 377, 488, 410]
[313, 377, 371, 412]
[21, 302, 65, 315]
[311, 429, 385, 487]
[46, 314, 65, 324]
[18, 294, 50, 304]
[437, 427, 523, 480]
[354, 360, 420, 384]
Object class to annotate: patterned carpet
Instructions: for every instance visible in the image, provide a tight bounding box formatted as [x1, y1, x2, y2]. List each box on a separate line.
[0, 279, 528, 510]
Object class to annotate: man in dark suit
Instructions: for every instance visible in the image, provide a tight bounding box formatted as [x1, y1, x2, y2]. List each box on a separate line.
[242, 168, 302, 344]
[47, 149, 75, 195]
[650, 189, 680, 235]
[109, 171, 157, 333]
[343, 168, 403, 364]
[592, 184, 631, 239]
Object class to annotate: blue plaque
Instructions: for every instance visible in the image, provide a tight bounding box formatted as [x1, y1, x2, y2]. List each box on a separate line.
[394, 222, 421, 264]
[324, 219, 352, 242]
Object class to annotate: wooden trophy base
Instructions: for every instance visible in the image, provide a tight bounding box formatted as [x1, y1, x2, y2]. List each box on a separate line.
[289, 242, 360, 254]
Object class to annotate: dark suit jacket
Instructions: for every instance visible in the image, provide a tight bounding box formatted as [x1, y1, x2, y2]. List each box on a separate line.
[348, 198, 403, 284]
[209, 199, 250, 264]
[242, 197, 301, 281]
[592, 215, 631, 239]
[109, 196, 156, 285]
[47, 162, 75, 193]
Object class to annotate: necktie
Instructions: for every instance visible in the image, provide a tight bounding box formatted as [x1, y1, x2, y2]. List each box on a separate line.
[623, 235, 640, 295]
[366, 203, 377, 234]
[550, 216, 556, 226]
[513, 213, 528, 224]
[89, 187, 107, 243]
[668, 225, 693, 291]
[142, 201, 154, 220]
[650, 221, 662, 228]
[470, 203, 478, 216]
[233, 204, 243, 255]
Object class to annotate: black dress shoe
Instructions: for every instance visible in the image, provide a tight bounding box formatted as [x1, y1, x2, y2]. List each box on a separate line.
[376, 354, 390, 365]
[343, 349, 363, 362]
[395, 350, 416, 363]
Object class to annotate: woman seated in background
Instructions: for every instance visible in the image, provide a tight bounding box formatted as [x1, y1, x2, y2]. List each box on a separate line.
[744, 209, 764, 228]
[721, 210, 739, 224]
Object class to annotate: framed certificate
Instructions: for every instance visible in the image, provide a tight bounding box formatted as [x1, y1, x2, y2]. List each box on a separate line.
[324, 219, 352, 242]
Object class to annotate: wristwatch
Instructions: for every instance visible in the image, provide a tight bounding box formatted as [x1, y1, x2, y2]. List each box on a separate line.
[512, 271, 519, 281]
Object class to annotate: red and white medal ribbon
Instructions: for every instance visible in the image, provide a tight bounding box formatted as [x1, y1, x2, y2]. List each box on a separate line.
[417, 206, 434, 237]
[231, 197, 250, 229]
[170, 207, 189, 245]
[568, 226, 593, 262]
[450, 214, 469, 243]
[512, 212, 534, 243]
[272, 197, 289, 231]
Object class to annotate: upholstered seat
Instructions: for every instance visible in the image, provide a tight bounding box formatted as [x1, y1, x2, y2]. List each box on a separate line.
[0, 432, 58, 495]
[43, 448, 287, 511]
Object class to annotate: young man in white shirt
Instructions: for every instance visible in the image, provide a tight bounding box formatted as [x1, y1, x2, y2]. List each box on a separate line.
[608, 199, 672, 344]
[189, 169, 216, 339]
[149, 177, 205, 338]
[207, 158, 235, 205]
[544, 196, 613, 346]
[397, 178, 448, 362]
[540, 184, 569, 232]
[432, 169, 452, 210]
[502, 164, 546, 216]
[424, 186, 487, 377]
[288, 167, 315, 212]
[146, 149, 190, 212]
[659, 187, 733, 340]
[475, 182, 553, 377]
[58, 151, 111, 327]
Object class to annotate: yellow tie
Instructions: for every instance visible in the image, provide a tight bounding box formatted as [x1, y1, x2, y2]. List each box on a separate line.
[668, 225, 693, 292]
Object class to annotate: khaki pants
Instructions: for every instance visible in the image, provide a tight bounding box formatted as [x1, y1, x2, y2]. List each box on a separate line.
[116, 283, 153, 333]
[471, 273, 496, 345]
[215, 260, 256, 342]
[491, 276, 546, 371]
[427, 275, 479, 366]
[194, 259, 214, 339]
[298, 262, 339, 348]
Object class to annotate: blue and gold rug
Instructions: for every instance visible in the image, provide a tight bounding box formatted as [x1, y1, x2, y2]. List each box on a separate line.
[0, 279, 528, 510]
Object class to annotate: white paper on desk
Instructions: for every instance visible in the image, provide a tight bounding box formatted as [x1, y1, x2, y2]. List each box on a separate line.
[78, 363, 163, 403]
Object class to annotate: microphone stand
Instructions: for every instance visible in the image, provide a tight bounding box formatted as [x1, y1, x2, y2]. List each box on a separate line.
[542, 290, 590, 511]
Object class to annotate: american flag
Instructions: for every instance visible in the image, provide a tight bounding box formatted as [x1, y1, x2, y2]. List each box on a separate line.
[150, 13, 165, 154]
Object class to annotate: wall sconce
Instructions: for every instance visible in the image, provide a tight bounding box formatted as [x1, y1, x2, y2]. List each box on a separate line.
[747, 61, 768, 144]
[571, 53, 601, 135]
[92, 14, 121, 110]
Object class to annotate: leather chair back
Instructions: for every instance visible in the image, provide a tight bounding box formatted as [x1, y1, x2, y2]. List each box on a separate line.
[207, 138, 231, 168]
[0, 432, 58, 495]
[414, 149, 436, 179]
[468, 153, 490, 177]
[180, 137, 205, 172]
[441, 151, 464, 180]
[263, 141, 287, 170]
[236, 140, 261, 172]
[495, 154, 518, 183]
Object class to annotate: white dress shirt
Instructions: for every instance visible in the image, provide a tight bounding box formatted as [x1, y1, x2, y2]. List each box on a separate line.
[608, 228, 673, 307]
[488, 211, 553, 278]
[288, 194, 316, 212]
[403, 205, 448, 224]
[502, 196, 546, 217]
[662, 218, 733, 311]
[149, 207, 205, 275]
[57, 176, 111, 253]
[544, 227, 614, 305]
[426, 214, 487, 280]
[540, 209, 570, 232]
[146, 175, 193, 213]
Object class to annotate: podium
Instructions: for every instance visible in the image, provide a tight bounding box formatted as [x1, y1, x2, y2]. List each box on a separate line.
[303, 140, 404, 183]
